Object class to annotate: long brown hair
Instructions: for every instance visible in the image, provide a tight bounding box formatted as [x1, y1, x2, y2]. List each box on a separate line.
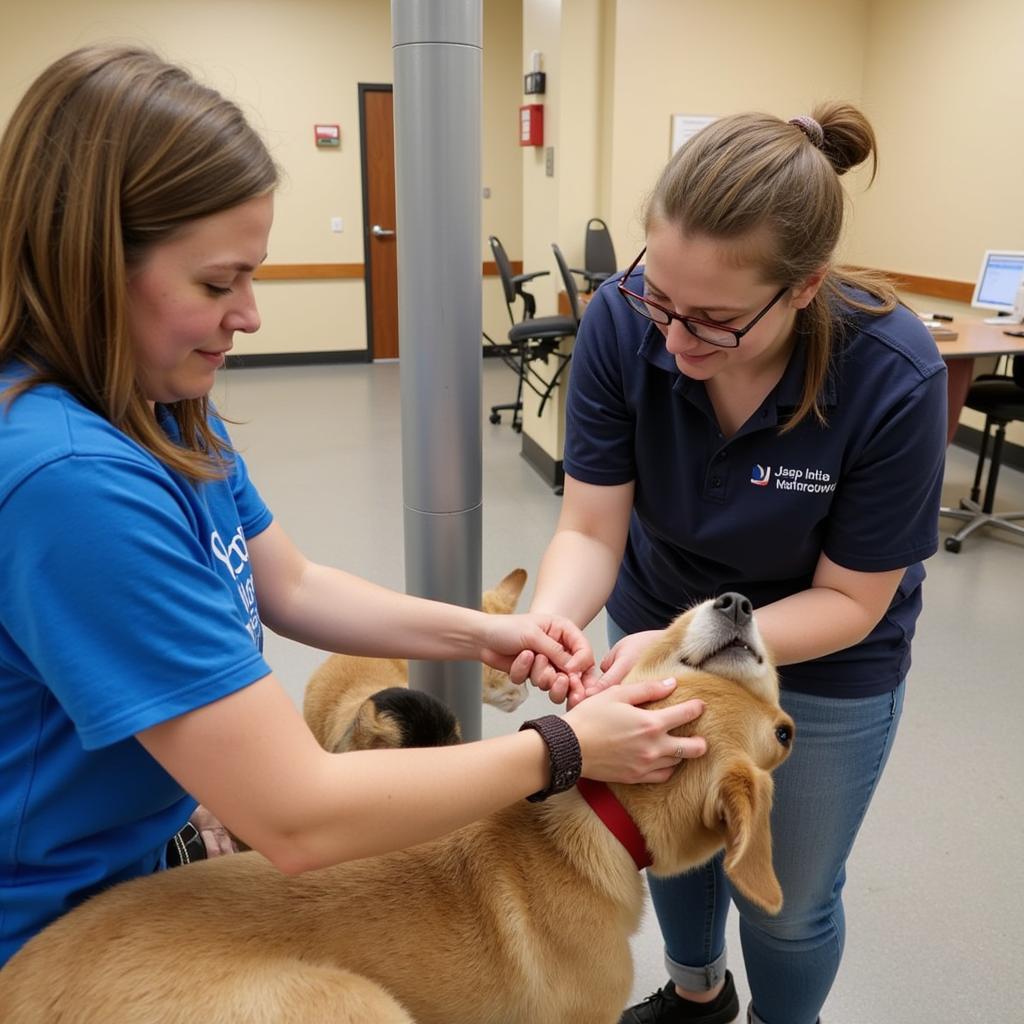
[0, 44, 279, 479]
[646, 101, 896, 431]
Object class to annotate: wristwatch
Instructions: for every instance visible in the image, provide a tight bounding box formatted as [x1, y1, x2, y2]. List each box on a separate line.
[519, 715, 583, 802]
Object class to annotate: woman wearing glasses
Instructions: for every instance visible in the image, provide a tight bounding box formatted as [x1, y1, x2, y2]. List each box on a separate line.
[529, 104, 947, 1024]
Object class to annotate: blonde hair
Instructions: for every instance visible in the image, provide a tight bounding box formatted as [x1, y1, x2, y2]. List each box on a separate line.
[0, 44, 279, 479]
[646, 101, 896, 431]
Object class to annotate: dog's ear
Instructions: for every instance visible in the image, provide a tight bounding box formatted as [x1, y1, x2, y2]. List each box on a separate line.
[482, 569, 528, 614]
[336, 696, 402, 752]
[713, 760, 783, 914]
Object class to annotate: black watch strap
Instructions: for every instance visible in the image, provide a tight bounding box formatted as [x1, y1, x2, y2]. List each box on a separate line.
[519, 715, 582, 802]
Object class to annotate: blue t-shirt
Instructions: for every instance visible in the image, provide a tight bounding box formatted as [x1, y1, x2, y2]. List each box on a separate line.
[0, 362, 273, 965]
[564, 274, 948, 698]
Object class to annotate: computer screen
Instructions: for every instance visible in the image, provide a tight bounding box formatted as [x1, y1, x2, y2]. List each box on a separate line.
[971, 250, 1024, 312]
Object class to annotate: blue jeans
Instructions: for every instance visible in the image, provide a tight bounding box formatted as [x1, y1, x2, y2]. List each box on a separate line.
[608, 617, 904, 1024]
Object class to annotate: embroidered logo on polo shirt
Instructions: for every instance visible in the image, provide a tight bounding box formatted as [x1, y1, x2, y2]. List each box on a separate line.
[750, 464, 837, 494]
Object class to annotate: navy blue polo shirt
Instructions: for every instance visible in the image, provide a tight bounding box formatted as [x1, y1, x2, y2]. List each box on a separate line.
[564, 273, 948, 698]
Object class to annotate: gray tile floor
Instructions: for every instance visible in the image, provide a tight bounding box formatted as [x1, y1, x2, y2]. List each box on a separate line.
[214, 359, 1023, 1024]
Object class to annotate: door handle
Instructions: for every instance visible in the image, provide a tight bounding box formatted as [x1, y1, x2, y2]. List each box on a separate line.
[371, 224, 396, 238]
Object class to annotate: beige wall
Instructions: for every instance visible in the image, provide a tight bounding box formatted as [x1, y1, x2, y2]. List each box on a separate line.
[847, 0, 1024, 444]
[521, 0, 564, 322]
[482, 0, 527, 345]
[0, 0, 523, 356]
[847, 0, 1024, 281]
[519, 0, 610, 458]
[606, 0, 869, 257]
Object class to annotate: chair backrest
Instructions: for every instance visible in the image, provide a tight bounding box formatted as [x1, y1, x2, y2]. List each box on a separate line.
[551, 243, 581, 325]
[1014, 354, 1024, 389]
[488, 235, 517, 309]
[584, 217, 617, 276]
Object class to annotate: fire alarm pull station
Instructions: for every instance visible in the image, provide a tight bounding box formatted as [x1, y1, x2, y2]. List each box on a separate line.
[314, 124, 340, 148]
[519, 104, 543, 147]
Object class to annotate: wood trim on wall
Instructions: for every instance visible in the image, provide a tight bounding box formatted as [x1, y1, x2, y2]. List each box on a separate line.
[883, 271, 973, 304]
[254, 263, 362, 280]
[851, 267, 974, 304]
[254, 260, 521, 282]
[483, 259, 522, 277]
[255, 261, 966, 299]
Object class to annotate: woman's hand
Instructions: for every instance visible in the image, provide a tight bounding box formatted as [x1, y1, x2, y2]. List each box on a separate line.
[478, 612, 597, 705]
[564, 676, 706, 784]
[189, 805, 240, 858]
[580, 628, 666, 697]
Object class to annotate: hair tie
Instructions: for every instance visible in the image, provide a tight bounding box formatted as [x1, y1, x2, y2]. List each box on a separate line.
[788, 115, 824, 150]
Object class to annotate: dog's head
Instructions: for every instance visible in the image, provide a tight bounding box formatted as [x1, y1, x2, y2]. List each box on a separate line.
[631, 592, 778, 705]
[339, 687, 462, 751]
[480, 568, 530, 712]
[617, 594, 794, 914]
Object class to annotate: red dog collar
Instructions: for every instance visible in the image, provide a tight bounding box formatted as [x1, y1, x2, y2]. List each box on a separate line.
[575, 777, 653, 871]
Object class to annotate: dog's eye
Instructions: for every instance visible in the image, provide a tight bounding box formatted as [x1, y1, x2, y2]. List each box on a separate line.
[775, 725, 792, 746]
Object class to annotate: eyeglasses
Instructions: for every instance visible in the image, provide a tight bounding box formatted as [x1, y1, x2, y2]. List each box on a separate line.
[617, 248, 787, 348]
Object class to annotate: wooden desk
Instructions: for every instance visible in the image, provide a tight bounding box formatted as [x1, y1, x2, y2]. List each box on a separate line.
[932, 320, 1024, 445]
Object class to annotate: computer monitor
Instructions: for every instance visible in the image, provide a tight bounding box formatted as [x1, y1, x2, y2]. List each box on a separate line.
[971, 250, 1024, 324]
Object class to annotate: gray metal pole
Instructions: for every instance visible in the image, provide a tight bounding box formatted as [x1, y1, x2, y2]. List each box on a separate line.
[392, 0, 483, 741]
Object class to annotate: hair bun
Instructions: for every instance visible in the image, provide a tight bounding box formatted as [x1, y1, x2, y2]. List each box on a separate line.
[809, 101, 877, 179]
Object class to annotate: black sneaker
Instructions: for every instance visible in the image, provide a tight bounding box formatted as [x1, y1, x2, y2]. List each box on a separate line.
[619, 971, 739, 1024]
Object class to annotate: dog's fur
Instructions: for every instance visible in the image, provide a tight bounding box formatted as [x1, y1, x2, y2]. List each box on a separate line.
[0, 595, 794, 1024]
[303, 569, 529, 754]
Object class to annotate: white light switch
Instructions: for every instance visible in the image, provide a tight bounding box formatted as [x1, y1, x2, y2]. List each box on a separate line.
[330, 216, 343, 233]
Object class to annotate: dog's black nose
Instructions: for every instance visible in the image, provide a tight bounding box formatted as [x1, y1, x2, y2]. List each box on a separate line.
[713, 592, 752, 627]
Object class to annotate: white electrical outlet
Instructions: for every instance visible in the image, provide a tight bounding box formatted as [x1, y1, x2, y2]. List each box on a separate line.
[330, 217, 343, 233]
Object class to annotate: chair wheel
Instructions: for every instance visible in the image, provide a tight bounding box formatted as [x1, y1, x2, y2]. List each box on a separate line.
[944, 537, 961, 553]
[489, 412, 501, 424]
[513, 423, 522, 433]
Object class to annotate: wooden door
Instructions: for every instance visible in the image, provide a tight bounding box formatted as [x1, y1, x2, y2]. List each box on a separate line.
[359, 85, 398, 360]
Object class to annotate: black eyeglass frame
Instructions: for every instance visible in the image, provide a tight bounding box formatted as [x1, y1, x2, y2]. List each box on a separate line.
[617, 247, 788, 348]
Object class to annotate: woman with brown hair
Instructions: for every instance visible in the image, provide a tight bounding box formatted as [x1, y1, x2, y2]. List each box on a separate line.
[0, 44, 704, 968]
[529, 105, 947, 1023]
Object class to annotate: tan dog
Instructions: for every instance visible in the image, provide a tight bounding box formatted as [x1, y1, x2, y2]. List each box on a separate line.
[0, 593, 794, 1024]
[303, 568, 529, 754]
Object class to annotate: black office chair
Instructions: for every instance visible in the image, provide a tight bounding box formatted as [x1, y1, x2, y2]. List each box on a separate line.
[487, 236, 577, 431]
[570, 217, 617, 293]
[490, 234, 549, 323]
[551, 242, 583, 331]
[941, 354, 1024, 552]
